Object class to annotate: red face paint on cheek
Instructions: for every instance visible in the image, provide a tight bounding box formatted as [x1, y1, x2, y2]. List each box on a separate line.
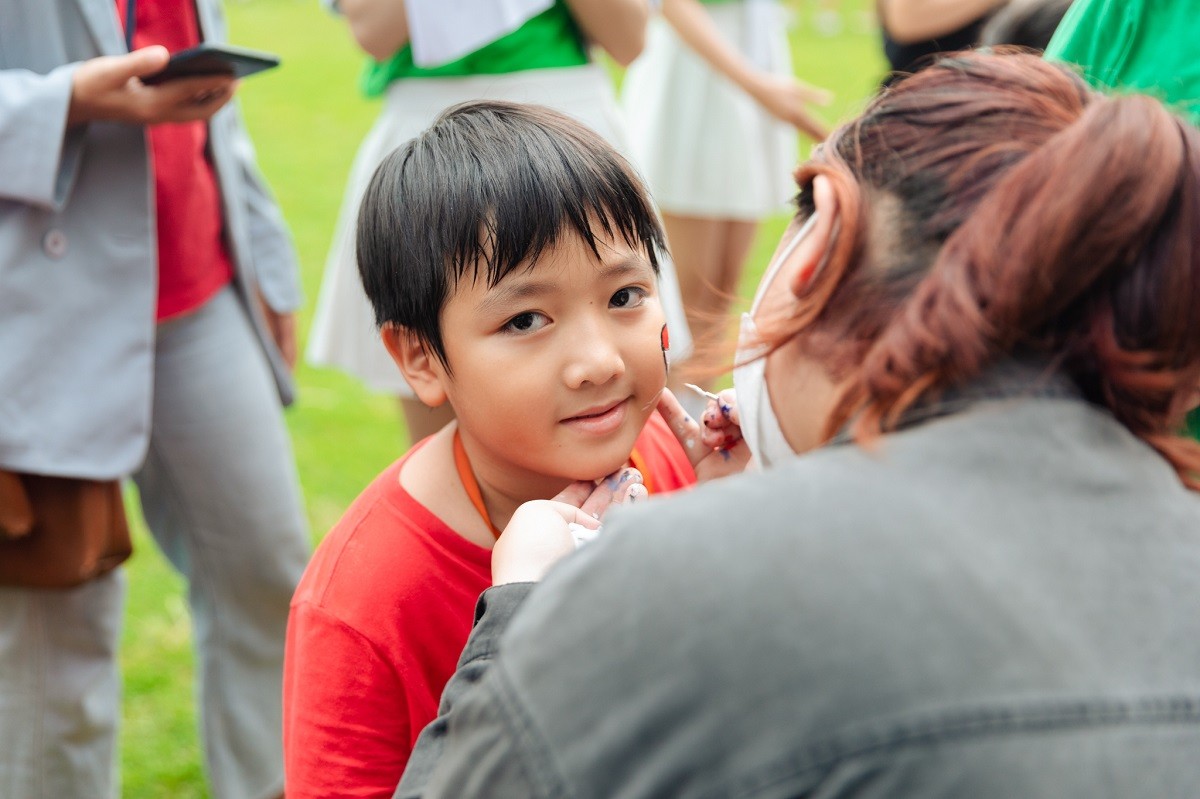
[660, 324, 670, 374]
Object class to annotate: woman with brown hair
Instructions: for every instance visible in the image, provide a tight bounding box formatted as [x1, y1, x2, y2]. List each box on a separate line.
[393, 51, 1200, 798]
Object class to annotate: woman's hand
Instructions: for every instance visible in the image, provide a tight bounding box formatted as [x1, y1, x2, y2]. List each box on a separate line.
[491, 468, 646, 585]
[746, 73, 832, 142]
[657, 388, 750, 482]
[255, 291, 297, 370]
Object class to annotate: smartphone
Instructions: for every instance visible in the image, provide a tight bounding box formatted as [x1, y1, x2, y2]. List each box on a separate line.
[141, 43, 280, 85]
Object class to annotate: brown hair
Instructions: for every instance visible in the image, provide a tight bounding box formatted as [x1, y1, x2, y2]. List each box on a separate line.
[763, 51, 1200, 487]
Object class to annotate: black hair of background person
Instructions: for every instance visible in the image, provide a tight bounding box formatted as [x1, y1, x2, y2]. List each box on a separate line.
[980, 0, 1074, 51]
[355, 101, 667, 369]
[880, 8, 995, 86]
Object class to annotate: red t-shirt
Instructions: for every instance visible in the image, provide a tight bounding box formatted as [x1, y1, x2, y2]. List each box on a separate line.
[118, 0, 235, 321]
[282, 412, 695, 798]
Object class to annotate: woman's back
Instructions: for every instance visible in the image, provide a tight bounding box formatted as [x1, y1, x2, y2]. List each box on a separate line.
[486, 359, 1200, 797]
[395, 52, 1200, 798]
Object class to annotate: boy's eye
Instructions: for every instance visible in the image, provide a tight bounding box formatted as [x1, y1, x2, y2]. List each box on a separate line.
[503, 311, 549, 334]
[610, 287, 647, 309]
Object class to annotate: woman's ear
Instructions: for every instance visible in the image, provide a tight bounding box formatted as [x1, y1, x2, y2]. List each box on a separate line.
[380, 325, 449, 408]
[789, 175, 840, 296]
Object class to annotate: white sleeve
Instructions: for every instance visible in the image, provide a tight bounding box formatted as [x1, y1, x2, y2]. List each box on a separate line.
[0, 64, 87, 210]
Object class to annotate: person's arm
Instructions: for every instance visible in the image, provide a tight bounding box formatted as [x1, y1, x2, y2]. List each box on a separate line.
[565, 0, 650, 66]
[337, 0, 410, 61]
[0, 47, 233, 210]
[877, 0, 1007, 45]
[0, 63, 86, 210]
[661, 0, 831, 140]
[217, 108, 303, 367]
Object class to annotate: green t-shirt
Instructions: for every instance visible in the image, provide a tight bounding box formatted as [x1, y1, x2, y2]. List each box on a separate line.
[362, 0, 588, 97]
[1044, 0, 1200, 125]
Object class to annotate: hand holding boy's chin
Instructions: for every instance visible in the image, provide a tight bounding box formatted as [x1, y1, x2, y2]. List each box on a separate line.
[491, 499, 586, 585]
[492, 469, 647, 585]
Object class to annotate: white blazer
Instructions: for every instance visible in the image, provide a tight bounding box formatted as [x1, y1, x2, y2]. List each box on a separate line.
[0, 0, 302, 479]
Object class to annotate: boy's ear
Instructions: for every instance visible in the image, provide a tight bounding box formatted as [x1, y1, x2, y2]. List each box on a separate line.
[380, 325, 449, 408]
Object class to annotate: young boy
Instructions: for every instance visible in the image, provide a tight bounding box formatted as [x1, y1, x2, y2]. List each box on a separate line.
[282, 102, 697, 798]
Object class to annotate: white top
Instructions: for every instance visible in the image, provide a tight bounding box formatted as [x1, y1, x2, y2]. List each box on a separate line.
[406, 0, 553, 67]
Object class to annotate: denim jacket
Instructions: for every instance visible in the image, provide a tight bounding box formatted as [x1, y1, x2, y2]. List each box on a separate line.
[398, 361, 1200, 798]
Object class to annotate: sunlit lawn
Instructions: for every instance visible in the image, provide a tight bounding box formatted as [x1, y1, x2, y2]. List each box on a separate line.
[119, 1, 885, 794]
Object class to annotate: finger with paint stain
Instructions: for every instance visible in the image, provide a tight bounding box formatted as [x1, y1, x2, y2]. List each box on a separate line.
[698, 388, 742, 451]
[656, 387, 705, 463]
[658, 388, 752, 482]
[580, 466, 644, 521]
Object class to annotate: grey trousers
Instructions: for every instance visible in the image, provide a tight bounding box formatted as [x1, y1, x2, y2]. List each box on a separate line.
[0, 287, 310, 799]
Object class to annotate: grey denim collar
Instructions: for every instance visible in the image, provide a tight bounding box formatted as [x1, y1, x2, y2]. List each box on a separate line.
[826, 358, 1081, 447]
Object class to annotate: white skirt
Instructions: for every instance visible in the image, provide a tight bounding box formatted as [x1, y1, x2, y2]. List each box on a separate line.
[307, 64, 692, 394]
[621, 2, 798, 220]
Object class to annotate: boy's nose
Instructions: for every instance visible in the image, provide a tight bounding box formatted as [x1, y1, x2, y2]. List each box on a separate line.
[563, 328, 626, 389]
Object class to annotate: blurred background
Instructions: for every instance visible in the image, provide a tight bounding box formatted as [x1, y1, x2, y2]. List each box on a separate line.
[120, 0, 885, 793]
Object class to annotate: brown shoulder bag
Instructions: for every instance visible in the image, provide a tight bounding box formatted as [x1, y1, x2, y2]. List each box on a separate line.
[0, 470, 132, 588]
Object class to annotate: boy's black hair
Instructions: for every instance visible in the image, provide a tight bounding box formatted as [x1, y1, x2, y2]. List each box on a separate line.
[356, 100, 667, 368]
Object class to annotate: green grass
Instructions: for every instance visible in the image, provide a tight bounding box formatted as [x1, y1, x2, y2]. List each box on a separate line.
[119, 1, 884, 794]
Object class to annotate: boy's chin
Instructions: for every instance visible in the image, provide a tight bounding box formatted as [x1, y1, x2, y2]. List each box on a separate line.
[561, 445, 639, 484]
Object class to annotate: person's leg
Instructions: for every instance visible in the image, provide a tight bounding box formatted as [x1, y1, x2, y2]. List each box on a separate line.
[717, 219, 760, 310]
[400, 397, 456, 446]
[663, 214, 757, 395]
[0, 569, 125, 799]
[133, 287, 309, 799]
[663, 212, 726, 370]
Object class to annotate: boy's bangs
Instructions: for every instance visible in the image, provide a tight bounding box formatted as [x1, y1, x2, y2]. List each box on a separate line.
[432, 106, 666, 289]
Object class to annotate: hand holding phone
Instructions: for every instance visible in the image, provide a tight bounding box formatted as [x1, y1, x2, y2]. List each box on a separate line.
[68, 46, 236, 126]
[141, 43, 281, 85]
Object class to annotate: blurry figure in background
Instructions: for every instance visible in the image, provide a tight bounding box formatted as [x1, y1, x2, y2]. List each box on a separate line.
[1044, 0, 1200, 438]
[876, 0, 1006, 84]
[813, 0, 843, 35]
[0, 1, 310, 798]
[307, 0, 692, 444]
[622, 0, 830, 404]
[979, 0, 1073, 51]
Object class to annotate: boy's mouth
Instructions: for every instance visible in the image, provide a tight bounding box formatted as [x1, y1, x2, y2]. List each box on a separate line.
[560, 398, 629, 435]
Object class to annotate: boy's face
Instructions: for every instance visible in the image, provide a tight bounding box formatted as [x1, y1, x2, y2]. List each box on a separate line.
[434, 231, 667, 483]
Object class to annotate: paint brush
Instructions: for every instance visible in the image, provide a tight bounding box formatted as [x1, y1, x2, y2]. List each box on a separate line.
[683, 383, 722, 402]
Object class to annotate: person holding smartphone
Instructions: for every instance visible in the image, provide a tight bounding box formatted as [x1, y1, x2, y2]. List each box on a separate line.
[0, 2, 309, 798]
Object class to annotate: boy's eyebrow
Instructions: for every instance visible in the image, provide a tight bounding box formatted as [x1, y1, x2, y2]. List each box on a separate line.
[599, 254, 655, 280]
[475, 254, 653, 315]
[474, 279, 557, 317]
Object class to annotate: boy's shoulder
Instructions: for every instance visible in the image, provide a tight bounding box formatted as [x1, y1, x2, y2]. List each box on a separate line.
[633, 410, 697, 495]
[292, 445, 491, 620]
